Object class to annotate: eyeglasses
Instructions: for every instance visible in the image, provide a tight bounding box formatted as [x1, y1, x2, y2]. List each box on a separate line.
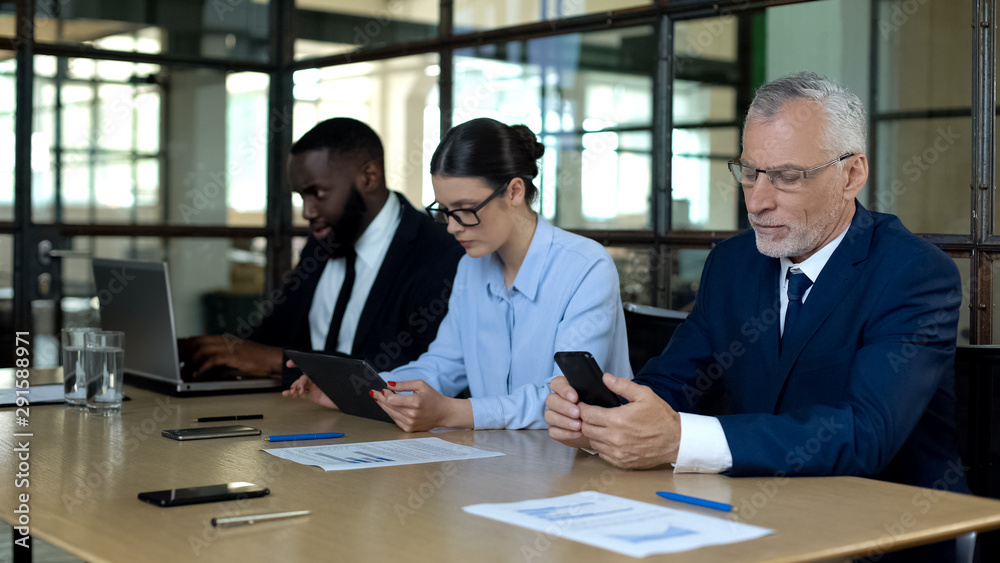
[425, 182, 508, 227]
[727, 153, 855, 191]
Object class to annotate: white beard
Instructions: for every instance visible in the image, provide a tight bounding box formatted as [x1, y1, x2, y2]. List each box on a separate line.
[749, 190, 843, 259]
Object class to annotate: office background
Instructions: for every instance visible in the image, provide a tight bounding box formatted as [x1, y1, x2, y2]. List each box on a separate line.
[0, 0, 991, 368]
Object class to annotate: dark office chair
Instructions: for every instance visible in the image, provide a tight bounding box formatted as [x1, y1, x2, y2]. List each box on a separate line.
[954, 345, 1000, 563]
[954, 346, 1000, 498]
[622, 302, 688, 375]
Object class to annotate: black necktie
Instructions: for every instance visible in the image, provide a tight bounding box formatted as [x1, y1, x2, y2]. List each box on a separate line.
[324, 248, 357, 352]
[781, 269, 813, 355]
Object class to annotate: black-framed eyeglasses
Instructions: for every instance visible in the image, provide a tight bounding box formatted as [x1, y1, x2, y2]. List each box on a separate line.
[425, 182, 508, 227]
[727, 153, 855, 192]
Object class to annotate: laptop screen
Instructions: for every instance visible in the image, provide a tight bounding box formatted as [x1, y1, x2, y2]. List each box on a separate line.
[93, 258, 182, 383]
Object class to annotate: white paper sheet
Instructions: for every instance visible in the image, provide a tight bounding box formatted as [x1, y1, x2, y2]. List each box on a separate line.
[463, 491, 773, 558]
[0, 384, 64, 407]
[263, 437, 503, 471]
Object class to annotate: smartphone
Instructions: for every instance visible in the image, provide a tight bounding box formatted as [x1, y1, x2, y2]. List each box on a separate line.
[554, 351, 622, 408]
[138, 482, 270, 507]
[161, 425, 261, 441]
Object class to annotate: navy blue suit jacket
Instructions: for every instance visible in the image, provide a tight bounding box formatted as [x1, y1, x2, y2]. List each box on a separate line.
[249, 192, 463, 387]
[635, 202, 967, 491]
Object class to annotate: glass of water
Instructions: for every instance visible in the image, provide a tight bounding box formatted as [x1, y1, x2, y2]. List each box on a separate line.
[85, 331, 125, 416]
[61, 327, 97, 406]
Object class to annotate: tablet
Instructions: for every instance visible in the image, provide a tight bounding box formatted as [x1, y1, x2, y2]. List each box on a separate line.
[284, 350, 393, 424]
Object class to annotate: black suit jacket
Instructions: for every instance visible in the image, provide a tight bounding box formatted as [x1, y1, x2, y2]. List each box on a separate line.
[249, 192, 464, 388]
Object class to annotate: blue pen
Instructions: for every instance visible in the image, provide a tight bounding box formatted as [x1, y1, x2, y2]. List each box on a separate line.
[266, 432, 345, 442]
[656, 491, 733, 512]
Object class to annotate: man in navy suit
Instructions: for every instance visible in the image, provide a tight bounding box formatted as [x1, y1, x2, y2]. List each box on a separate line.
[546, 73, 967, 498]
[182, 119, 463, 386]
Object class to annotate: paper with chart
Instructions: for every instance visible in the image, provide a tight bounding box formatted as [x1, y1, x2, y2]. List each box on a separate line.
[263, 437, 503, 471]
[463, 491, 772, 558]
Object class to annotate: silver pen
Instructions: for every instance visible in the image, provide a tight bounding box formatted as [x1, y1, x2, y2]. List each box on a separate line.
[211, 510, 311, 528]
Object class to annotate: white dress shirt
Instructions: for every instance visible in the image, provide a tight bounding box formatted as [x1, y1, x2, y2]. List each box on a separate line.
[386, 217, 632, 429]
[308, 193, 402, 354]
[672, 225, 850, 474]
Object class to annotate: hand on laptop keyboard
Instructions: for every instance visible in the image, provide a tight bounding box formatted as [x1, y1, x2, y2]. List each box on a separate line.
[178, 335, 283, 379]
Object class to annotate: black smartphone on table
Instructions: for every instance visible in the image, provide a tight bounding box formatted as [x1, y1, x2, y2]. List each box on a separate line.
[161, 425, 261, 441]
[553, 351, 622, 408]
[138, 482, 270, 507]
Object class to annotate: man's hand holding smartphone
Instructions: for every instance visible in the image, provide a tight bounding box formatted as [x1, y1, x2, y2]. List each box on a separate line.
[548, 352, 684, 469]
[553, 351, 622, 408]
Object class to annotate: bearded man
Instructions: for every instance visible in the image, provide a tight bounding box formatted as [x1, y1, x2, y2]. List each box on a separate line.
[182, 118, 462, 387]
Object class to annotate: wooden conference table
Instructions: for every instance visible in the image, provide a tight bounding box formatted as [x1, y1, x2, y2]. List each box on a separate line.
[3, 375, 1000, 562]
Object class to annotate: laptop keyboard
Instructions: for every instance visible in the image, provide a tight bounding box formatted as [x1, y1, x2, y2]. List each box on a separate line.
[179, 362, 267, 383]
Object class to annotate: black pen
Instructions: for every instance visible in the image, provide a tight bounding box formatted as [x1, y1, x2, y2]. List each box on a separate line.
[193, 414, 264, 423]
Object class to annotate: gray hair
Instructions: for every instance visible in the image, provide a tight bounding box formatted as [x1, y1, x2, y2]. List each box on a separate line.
[745, 72, 867, 157]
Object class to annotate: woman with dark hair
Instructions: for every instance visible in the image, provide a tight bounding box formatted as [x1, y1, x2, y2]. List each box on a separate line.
[287, 117, 631, 430]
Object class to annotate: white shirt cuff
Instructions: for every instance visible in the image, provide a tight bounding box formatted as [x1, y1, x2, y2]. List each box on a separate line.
[672, 413, 733, 474]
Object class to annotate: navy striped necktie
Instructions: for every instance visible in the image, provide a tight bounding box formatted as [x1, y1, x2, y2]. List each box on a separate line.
[781, 269, 813, 355]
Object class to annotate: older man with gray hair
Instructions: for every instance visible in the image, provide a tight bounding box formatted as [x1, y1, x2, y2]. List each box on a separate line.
[546, 72, 967, 496]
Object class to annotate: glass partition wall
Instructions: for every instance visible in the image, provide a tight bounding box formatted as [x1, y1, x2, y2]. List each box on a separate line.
[3, 0, 997, 366]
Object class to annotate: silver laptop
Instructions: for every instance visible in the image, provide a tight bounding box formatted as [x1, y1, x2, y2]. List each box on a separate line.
[92, 258, 280, 393]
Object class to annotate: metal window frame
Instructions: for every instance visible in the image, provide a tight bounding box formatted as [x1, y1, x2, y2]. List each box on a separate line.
[4, 0, 996, 339]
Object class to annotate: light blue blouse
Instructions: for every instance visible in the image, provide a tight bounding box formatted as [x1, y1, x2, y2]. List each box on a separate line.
[386, 216, 632, 429]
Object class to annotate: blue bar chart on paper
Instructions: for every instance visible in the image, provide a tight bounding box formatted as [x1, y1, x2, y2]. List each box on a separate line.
[263, 437, 504, 471]
[518, 501, 633, 521]
[316, 450, 395, 464]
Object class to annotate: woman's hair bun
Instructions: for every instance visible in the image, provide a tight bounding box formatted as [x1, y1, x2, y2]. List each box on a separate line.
[511, 124, 545, 160]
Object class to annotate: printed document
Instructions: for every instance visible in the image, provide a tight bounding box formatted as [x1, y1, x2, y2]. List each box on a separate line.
[264, 437, 503, 471]
[463, 491, 772, 558]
